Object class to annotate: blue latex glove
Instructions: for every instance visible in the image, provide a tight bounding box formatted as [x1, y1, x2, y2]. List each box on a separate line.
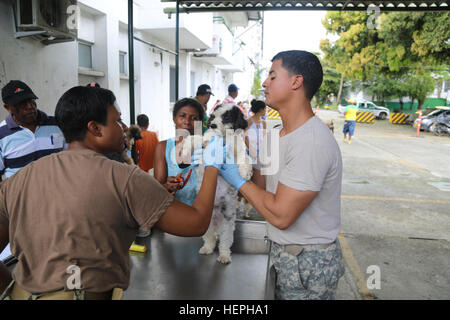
[219, 144, 248, 190]
[190, 136, 225, 169]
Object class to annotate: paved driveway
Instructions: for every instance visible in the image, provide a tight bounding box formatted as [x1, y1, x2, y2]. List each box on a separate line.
[319, 110, 450, 300]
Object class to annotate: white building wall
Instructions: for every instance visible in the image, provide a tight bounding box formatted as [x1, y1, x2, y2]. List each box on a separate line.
[189, 59, 237, 113]
[136, 0, 213, 50]
[118, 25, 131, 127]
[0, 0, 77, 121]
[104, 15, 121, 108]
[214, 23, 234, 64]
[134, 32, 173, 139]
[212, 68, 234, 106]
[78, 11, 96, 43]
[232, 21, 264, 104]
[183, 13, 213, 48]
[0, 0, 248, 140]
[190, 59, 213, 106]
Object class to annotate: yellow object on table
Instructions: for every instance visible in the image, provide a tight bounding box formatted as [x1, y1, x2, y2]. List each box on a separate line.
[129, 243, 147, 253]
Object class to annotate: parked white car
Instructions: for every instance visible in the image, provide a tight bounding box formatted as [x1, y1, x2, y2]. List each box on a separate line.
[338, 101, 390, 120]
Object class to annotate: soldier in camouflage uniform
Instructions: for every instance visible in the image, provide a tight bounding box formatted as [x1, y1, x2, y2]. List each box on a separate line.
[218, 50, 345, 300]
[270, 241, 345, 300]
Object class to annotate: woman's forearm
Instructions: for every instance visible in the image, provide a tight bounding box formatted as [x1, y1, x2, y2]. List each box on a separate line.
[192, 167, 218, 216]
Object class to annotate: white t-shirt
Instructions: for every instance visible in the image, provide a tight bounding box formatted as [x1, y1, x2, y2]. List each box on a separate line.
[260, 116, 342, 245]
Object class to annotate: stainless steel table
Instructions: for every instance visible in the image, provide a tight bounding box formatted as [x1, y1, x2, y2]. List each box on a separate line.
[124, 220, 275, 300]
[2, 220, 275, 300]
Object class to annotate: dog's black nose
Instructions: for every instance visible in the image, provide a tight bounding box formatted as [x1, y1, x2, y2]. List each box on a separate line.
[210, 124, 217, 129]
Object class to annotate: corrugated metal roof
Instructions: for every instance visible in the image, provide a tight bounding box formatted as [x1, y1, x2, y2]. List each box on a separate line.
[162, 0, 449, 12]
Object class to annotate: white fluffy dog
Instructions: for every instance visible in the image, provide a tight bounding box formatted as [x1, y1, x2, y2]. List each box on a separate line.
[182, 104, 253, 264]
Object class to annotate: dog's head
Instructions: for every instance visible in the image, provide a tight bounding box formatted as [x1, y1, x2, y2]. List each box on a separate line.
[126, 125, 142, 149]
[207, 104, 248, 134]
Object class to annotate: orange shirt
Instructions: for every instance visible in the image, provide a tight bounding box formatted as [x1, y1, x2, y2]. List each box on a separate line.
[136, 130, 159, 172]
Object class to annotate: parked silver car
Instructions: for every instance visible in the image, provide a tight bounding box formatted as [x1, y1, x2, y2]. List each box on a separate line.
[414, 108, 450, 132]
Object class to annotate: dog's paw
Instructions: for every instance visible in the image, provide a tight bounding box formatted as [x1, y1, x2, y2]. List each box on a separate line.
[180, 138, 193, 159]
[199, 245, 214, 255]
[217, 254, 232, 264]
[239, 163, 253, 181]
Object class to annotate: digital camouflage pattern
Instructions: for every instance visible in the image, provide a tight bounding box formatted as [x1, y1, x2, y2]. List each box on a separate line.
[270, 240, 345, 300]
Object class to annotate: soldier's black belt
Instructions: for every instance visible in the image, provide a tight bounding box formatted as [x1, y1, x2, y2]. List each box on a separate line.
[272, 241, 335, 256]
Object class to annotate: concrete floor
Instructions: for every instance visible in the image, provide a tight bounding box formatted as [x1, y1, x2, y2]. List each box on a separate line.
[243, 110, 450, 300]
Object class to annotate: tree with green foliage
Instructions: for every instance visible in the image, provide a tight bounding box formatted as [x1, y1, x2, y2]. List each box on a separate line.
[313, 54, 343, 105]
[391, 77, 410, 110]
[320, 11, 449, 109]
[321, 11, 382, 81]
[251, 64, 264, 99]
[365, 73, 399, 106]
[379, 12, 450, 66]
[403, 72, 436, 109]
[316, 67, 343, 106]
[320, 11, 384, 104]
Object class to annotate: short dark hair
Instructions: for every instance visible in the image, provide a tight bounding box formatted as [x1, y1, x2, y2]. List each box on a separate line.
[137, 114, 149, 127]
[250, 99, 266, 114]
[271, 50, 323, 101]
[228, 84, 239, 93]
[55, 86, 116, 143]
[196, 84, 213, 96]
[172, 98, 205, 120]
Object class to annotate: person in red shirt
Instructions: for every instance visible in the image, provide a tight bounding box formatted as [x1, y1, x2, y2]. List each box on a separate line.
[135, 114, 159, 173]
[223, 84, 247, 117]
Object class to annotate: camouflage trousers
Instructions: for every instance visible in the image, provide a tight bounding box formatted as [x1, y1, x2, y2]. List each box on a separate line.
[270, 239, 345, 300]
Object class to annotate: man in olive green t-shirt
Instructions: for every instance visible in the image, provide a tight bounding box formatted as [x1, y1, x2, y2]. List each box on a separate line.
[194, 84, 214, 133]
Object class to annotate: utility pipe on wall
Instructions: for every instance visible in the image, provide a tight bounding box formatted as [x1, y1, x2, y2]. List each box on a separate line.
[128, 0, 135, 125]
[175, 0, 180, 101]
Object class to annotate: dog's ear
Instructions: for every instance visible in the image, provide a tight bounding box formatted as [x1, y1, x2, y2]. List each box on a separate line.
[222, 106, 248, 130]
[232, 107, 248, 130]
[206, 114, 215, 128]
